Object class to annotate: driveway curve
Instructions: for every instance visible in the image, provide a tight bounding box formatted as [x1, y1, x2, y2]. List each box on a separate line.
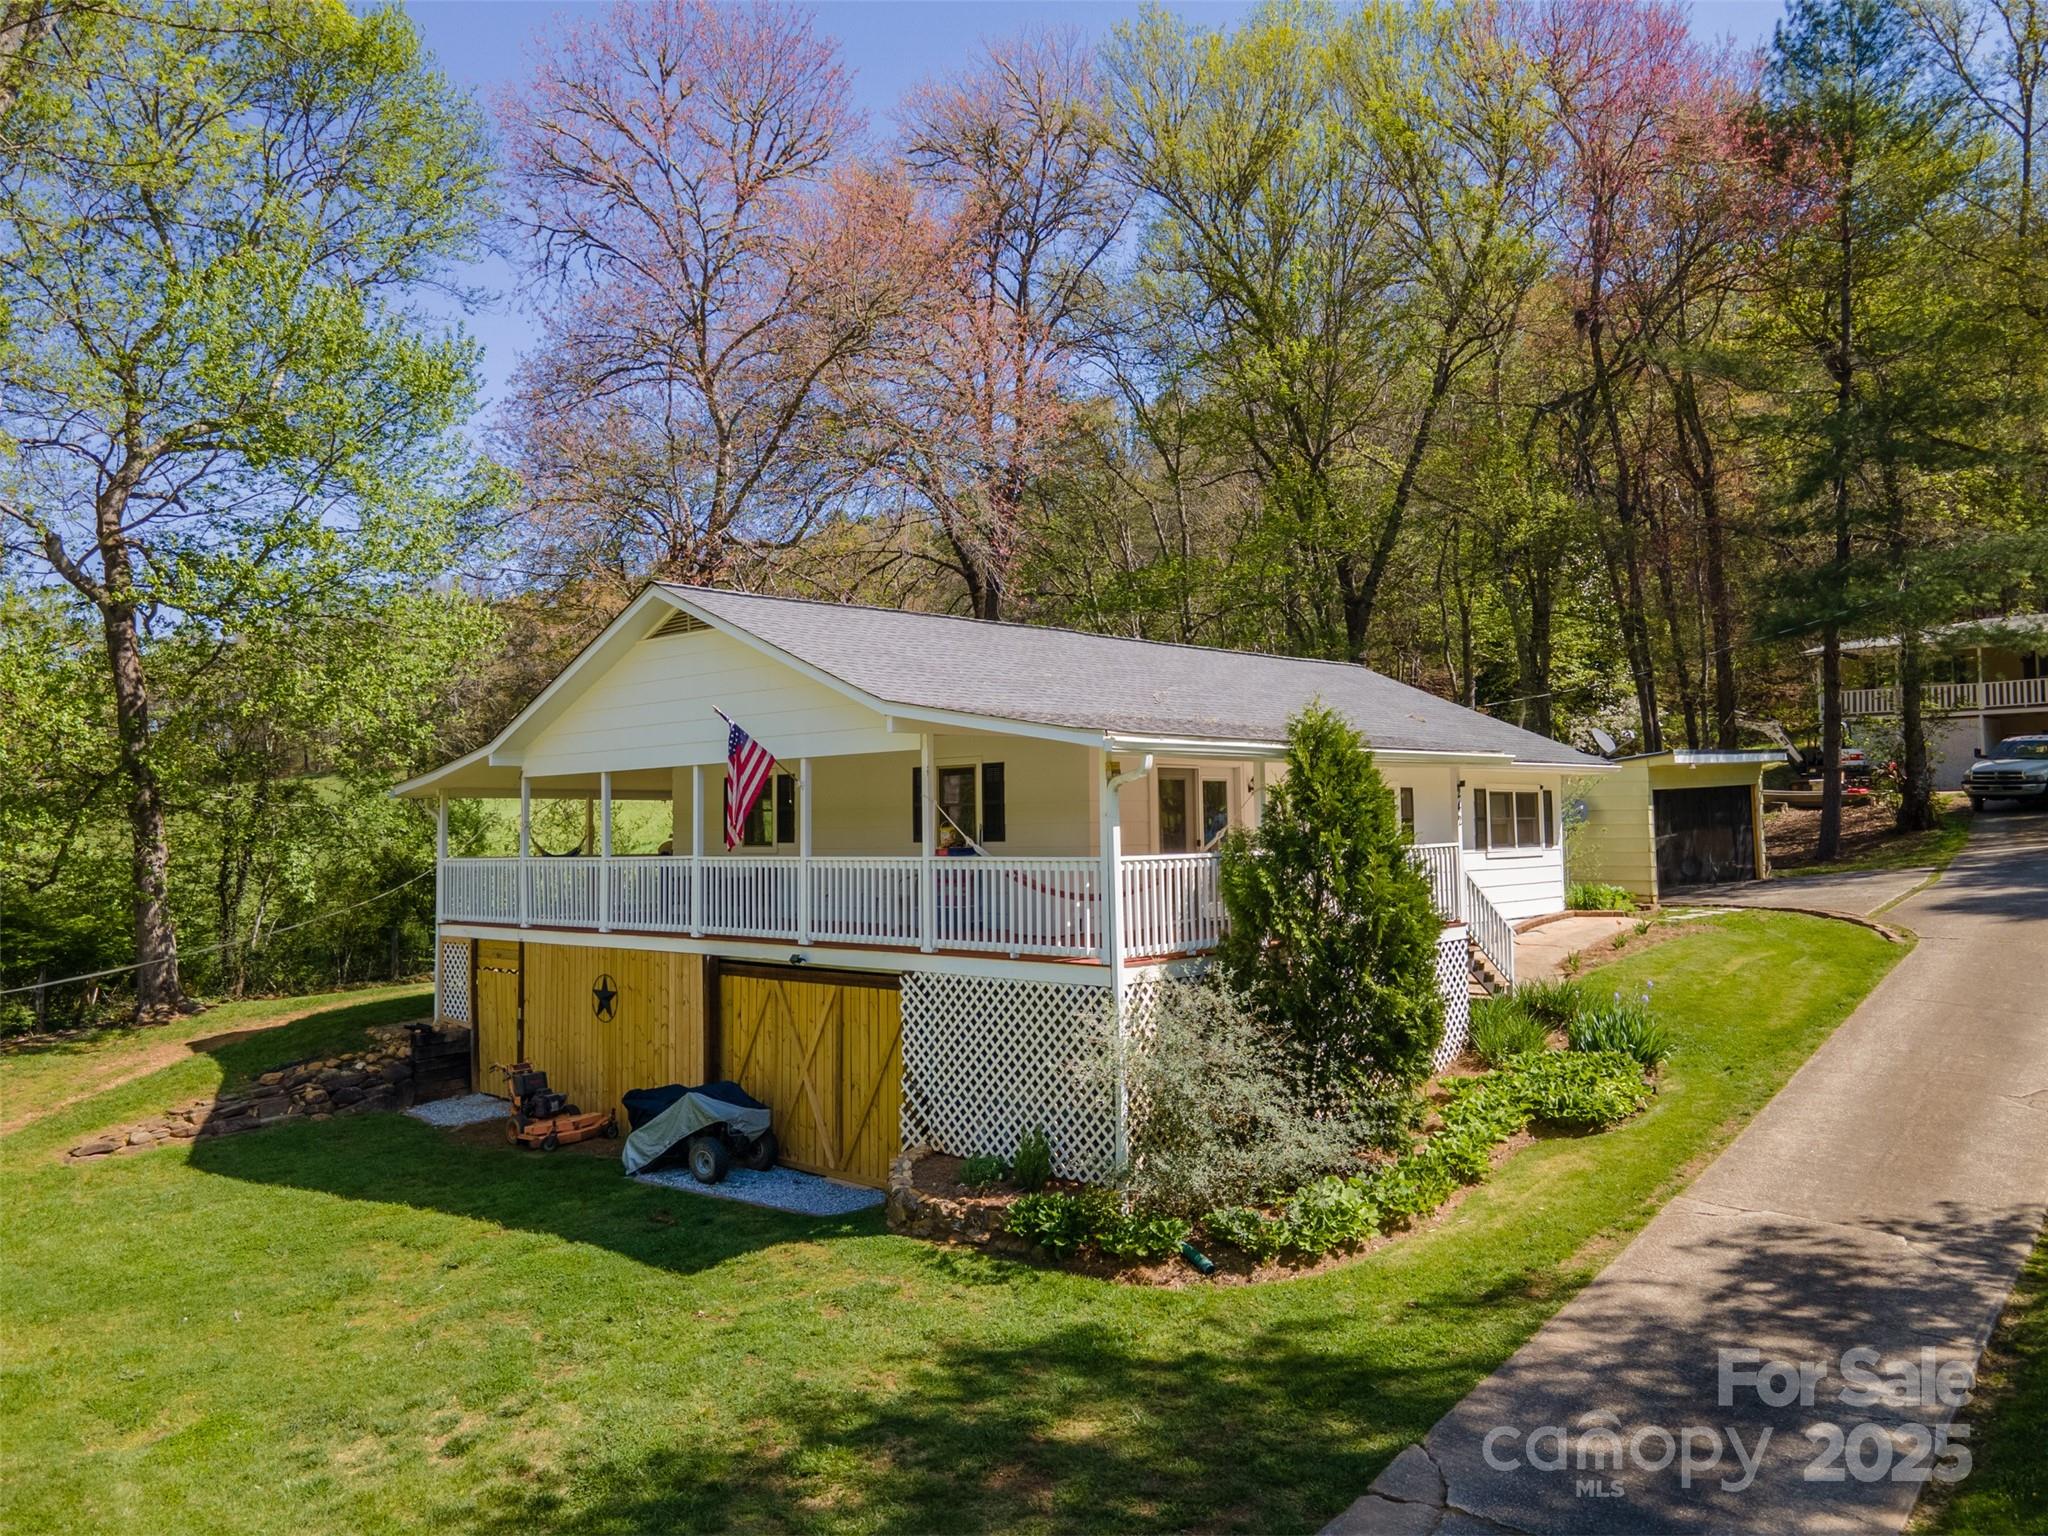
[1330, 811, 2048, 1536]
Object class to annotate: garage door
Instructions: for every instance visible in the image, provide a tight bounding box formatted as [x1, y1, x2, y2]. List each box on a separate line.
[716, 964, 903, 1188]
[1653, 785, 1755, 888]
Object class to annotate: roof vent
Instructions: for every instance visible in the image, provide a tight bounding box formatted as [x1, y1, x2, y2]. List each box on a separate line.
[650, 610, 708, 639]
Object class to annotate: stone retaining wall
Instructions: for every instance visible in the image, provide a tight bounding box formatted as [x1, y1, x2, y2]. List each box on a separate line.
[67, 1022, 457, 1161]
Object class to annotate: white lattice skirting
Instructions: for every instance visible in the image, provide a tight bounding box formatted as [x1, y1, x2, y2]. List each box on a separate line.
[1433, 926, 1472, 1071]
[900, 972, 1119, 1180]
[436, 937, 470, 1025]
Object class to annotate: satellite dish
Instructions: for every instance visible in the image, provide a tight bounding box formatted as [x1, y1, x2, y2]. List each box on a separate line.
[1591, 726, 1620, 758]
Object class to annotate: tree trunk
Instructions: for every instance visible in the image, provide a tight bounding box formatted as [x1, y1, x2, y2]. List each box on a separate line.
[1671, 370, 1740, 746]
[1895, 627, 1934, 831]
[86, 471, 185, 1018]
[1818, 162, 1858, 863]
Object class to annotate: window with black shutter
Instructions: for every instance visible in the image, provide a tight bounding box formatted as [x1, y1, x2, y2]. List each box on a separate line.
[981, 762, 1006, 842]
[775, 774, 796, 844]
[910, 766, 922, 842]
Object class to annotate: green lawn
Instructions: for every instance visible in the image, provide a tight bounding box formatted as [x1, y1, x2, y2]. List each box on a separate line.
[1916, 1227, 2048, 1534]
[1776, 802, 1974, 877]
[0, 915, 1899, 1535]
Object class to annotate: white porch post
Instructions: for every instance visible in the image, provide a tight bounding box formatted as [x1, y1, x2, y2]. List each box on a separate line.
[517, 776, 531, 928]
[798, 757, 813, 945]
[434, 794, 448, 1015]
[434, 794, 448, 917]
[1100, 753, 1130, 1169]
[919, 734, 936, 952]
[690, 763, 704, 938]
[1253, 760, 1268, 825]
[597, 771, 613, 933]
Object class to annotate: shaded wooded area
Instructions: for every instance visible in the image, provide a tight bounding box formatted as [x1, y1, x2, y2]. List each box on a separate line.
[3, 0, 2044, 1025]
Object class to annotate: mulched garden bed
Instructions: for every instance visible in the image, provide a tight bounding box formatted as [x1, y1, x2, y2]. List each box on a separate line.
[893, 1063, 1556, 1288]
[1764, 797, 1929, 869]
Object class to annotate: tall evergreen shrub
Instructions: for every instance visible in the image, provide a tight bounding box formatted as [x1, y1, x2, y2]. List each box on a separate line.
[1216, 703, 1445, 1101]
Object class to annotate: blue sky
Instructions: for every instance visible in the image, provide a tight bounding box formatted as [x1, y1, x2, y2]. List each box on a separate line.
[404, 0, 1790, 412]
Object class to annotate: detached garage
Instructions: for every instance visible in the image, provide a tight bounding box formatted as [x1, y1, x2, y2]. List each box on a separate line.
[1570, 751, 1780, 905]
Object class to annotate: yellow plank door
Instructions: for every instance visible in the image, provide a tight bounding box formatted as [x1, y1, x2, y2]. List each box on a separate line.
[718, 965, 902, 1187]
[474, 940, 522, 1090]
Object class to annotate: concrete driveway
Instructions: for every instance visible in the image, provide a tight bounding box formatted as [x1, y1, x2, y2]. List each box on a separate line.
[1329, 811, 2048, 1536]
[1681, 865, 1936, 920]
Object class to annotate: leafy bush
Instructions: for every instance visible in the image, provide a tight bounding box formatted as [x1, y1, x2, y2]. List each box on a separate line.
[1567, 986, 1674, 1067]
[1202, 1205, 1289, 1262]
[959, 1154, 1008, 1189]
[1002, 1191, 1188, 1263]
[1093, 979, 1392, 1217]
[1098, 1211, 1192, 1261]
[1470, 995, 1548, 1066]
[1567, 881, 1636, 911]
[1215, 704, 1446, 1102]
[1514, 977, 1584, 1028]
[1004, 1189, 1117, 1256]
[1501, 1050, 1651, 1128]
[1011, 1128, 1054, 1192]
[1278, 1176, 1379, 1255]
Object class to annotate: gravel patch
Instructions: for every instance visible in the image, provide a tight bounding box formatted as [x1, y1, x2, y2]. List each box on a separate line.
[636, 1163, 883, 1216]
[405, 1092, 508, 1128]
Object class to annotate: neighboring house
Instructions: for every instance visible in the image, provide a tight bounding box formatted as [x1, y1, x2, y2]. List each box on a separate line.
[396, 585, 1610, 1184]
[1570, 751, 1780, 905]
[1823, 613, 2048, 790]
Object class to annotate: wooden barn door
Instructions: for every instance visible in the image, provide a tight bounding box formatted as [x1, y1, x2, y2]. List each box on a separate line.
[716, 964, 903, 1187]
[473, 940, 522, 1084]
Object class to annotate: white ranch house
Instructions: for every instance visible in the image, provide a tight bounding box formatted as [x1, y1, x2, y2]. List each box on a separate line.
[398, 585, 1609, 1185]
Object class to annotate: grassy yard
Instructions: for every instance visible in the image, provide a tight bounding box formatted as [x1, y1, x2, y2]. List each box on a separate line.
[1769, 799, 1974, 877]
[1916, 1228, 2048, 1534]
[0, 914, 1899, 1535]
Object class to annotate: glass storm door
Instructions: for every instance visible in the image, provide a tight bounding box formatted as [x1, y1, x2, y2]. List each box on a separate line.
[1157, 770, 1196, 852]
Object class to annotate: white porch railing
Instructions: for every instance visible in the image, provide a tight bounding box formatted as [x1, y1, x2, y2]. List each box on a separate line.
[1841, 677, 2048, 716]
[937, 858, 1104, 957]
[1405, 842, 1462, 922]
[438, 853, 1116, 957]
[809, 856, 922, 947]
[609, 858, 693, 932]
[526, 856, 602, 927]
[1465, 874, 1515, 989]
[438, 846, 1488, 964]
[1120, 853, 1224, 957]
[699, 857, 799, 940]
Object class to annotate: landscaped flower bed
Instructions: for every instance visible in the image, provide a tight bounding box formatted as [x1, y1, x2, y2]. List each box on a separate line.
[890, 978, 1665, 1285]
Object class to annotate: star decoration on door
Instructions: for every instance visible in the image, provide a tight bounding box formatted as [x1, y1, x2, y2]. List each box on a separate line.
[592, 974, 617, 1021]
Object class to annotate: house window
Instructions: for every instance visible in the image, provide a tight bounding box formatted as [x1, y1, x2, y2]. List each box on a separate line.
[1202, 780, 1230, 846]
[1398, 786, 1415, 837]
[1474, 788, 1551, 852]
[725, 771, 795, 848]
[912, 762, 1004, 847]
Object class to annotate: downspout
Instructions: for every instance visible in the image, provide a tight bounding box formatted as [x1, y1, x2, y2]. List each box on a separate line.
[1101, 752, 1154, 1173]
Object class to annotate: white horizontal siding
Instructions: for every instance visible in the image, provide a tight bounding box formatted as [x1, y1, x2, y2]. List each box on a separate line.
[519, 629, 903, 777]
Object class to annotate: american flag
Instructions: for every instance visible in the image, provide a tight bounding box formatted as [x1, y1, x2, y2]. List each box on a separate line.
[720, 711, 778, 850]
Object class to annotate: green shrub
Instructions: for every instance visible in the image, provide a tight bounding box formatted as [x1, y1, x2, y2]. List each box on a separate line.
[1092, 978, 1395, 1217]
[1278, 1176, 1379, 1255]
[1514, 977, 1584, 1028]
[1003, 1191, 1188, 1263]
[1469, 995, 1548, 1066]
[1004, 1189, 1117, 1256]
[1098, 1211, 1192, 1261]
[1202, 1205, 1290, 1262]
[959, 1154, 1008, 1189]
[1567, 881, 1636, 911]
[1567, 986, 1675, 1067]
[1011, 1128, 1054, 1192]
[1501, 1050, 1650, 1128]
[1216, 704, 1446, 1102]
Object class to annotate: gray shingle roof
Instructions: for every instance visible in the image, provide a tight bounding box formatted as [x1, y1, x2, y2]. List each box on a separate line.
[668, 586, 1603, 769]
